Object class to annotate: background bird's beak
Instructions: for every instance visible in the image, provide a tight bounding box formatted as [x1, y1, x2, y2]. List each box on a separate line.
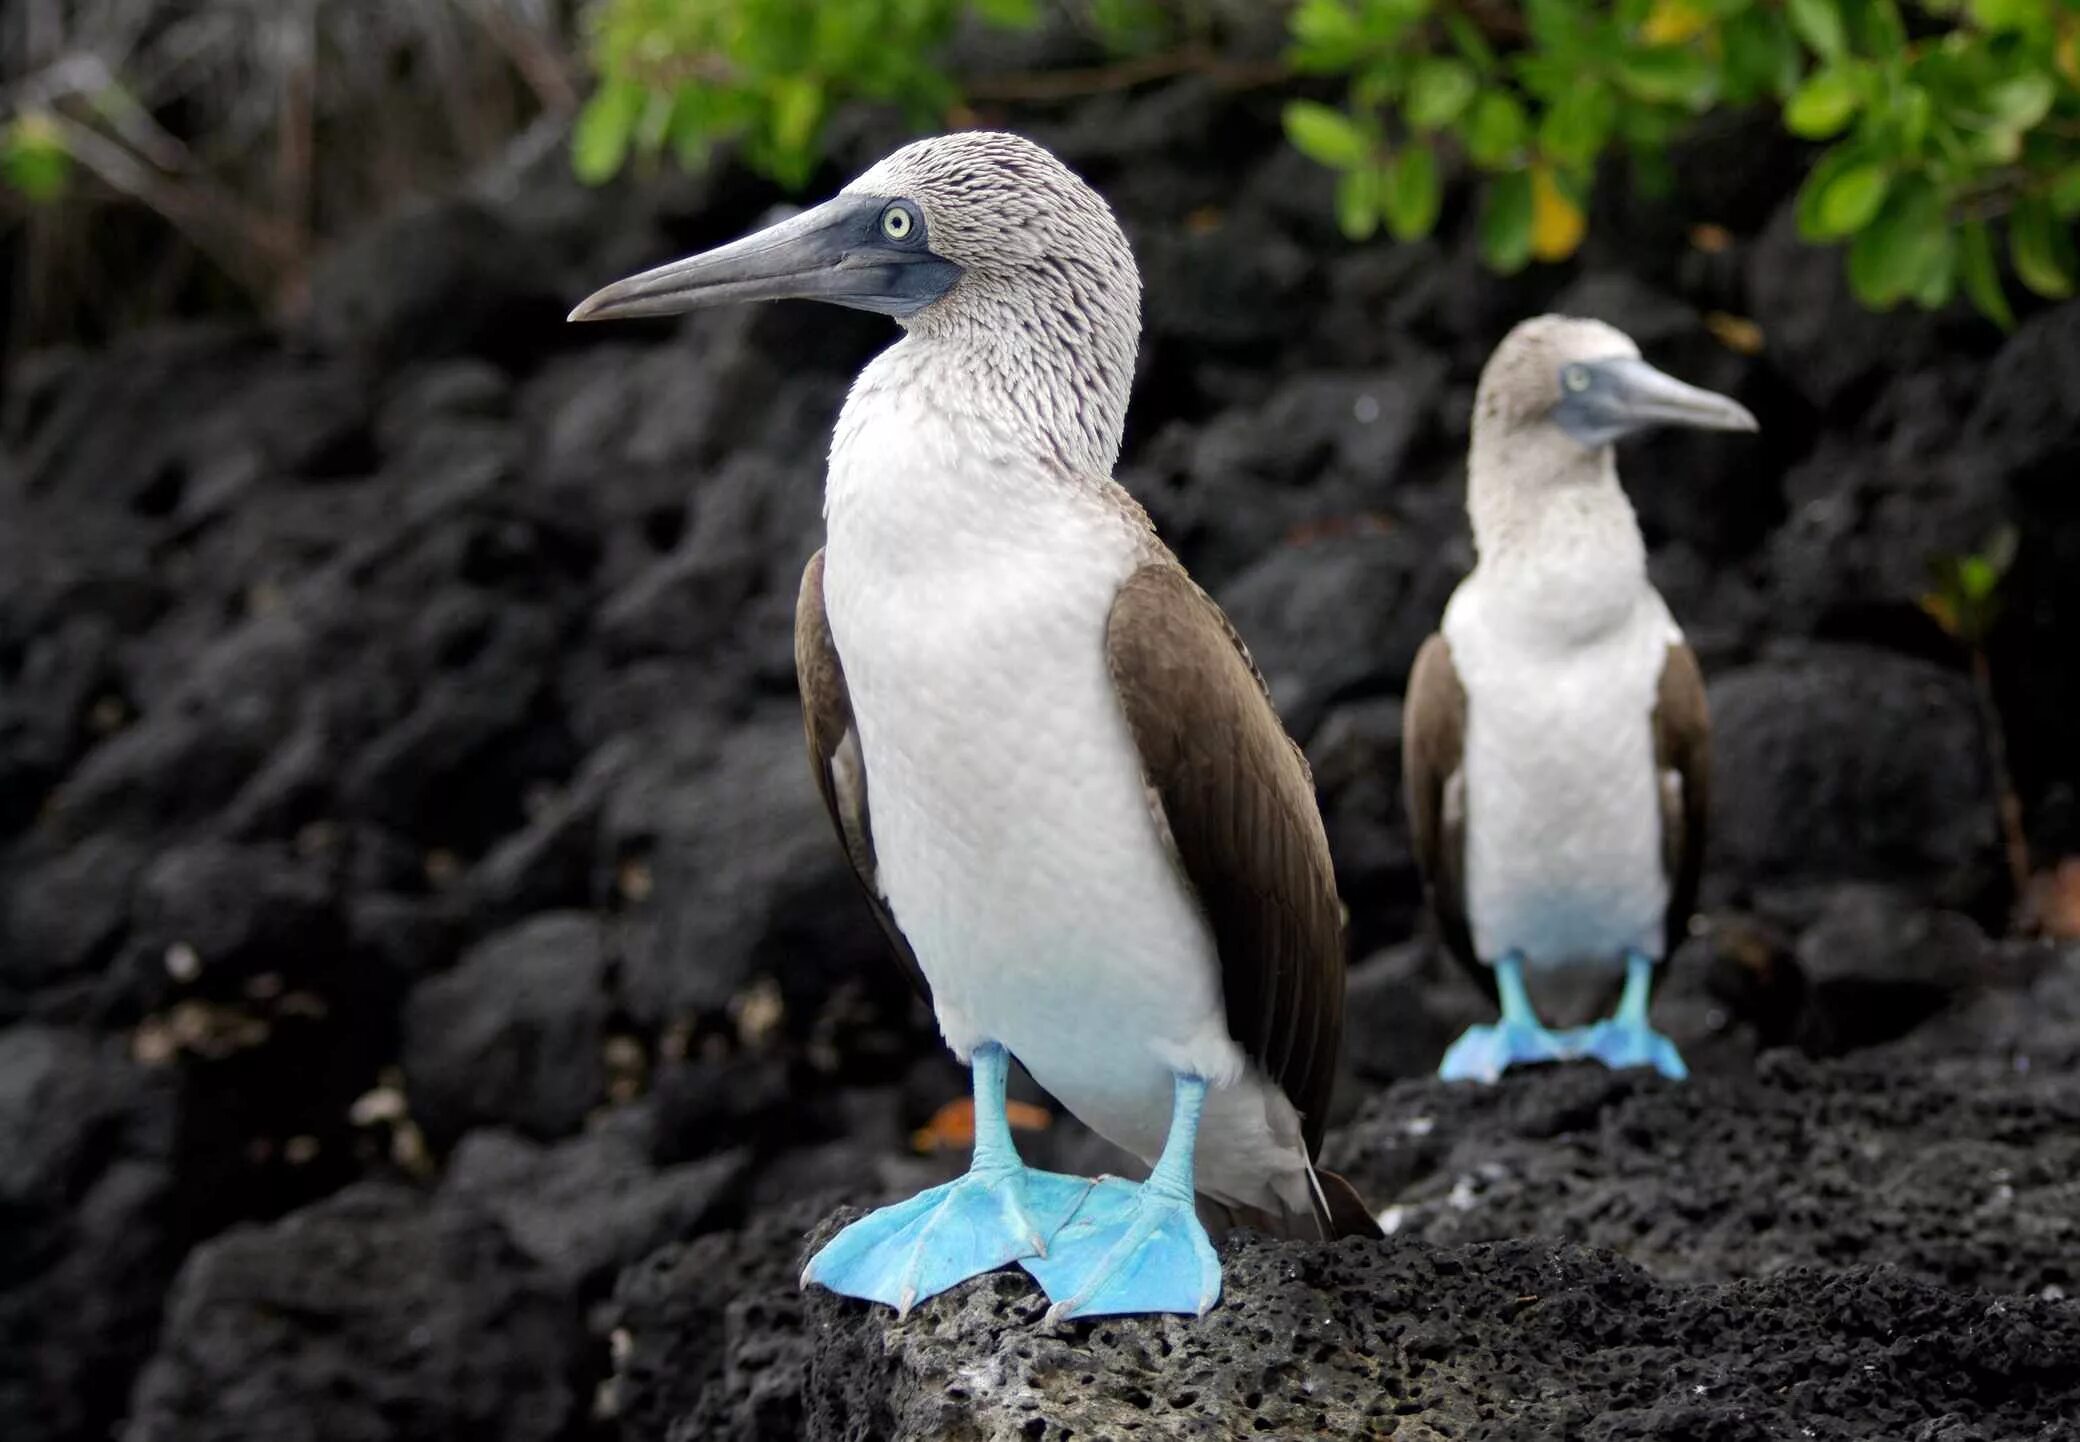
[1559, 355, 1759, 448]
[567, 193, 961, 322]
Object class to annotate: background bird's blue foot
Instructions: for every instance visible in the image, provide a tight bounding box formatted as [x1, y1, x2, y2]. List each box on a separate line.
[802, 1162, 1091, 1316]
[1570, 1017, 1688, 1079]
[1437, 1019, 1573, 1083]
[801, 1041, 1090, 1316]
[1569, 950, 1688, 1080]
[1439, 951, 1570, 1083]
[1021, 1175, 1221, 1319]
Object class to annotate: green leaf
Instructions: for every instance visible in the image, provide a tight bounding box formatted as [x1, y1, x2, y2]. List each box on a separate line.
[1289, 0, 1368, 68]
[2050, 164, 2080, 221]
[1480, 170, 1535, 273]
[1896, 82, 1932, 153]
[1723, 9, 1801, 100]
[1538, 84, 1617, 167]
[1800, 157, 1891, 240]
[1406, 58, 1478, 130]
[1382, 140, 1443, 240]
[1968, 0, 2042, 33]
[573, 81, 644, 184]
[2010, 196, 2077, 299]
[1443, 11, 1500, 72]
[1615, 46, 1717, 107]
[1336, 166, 1382, 241]
[1461, 89, 1530, 167]
[971, 0, 1040, 25]
[1787, 0, 1847, 61]
[1959, 555, 1998, 602]
[1983, 74, 2054, 131]
[1958, 219, 2015, 329]
[1784, 67, 1863, 138]
[1846, 176, 1947, 306]
[1284, 101, 1370, 169]
[1, 114, 72, 203]
[769, 75, 824, 162]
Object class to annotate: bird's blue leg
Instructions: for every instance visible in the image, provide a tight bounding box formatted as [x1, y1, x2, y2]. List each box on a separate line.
[1020, 1073, 1222, 1320]
[1571, 950, 1689, 1080]
[1438, 951, 1573, 1084]
[800, 1042, 1091, 1316]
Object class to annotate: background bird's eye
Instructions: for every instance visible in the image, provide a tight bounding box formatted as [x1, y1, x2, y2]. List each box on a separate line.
[1563, 364, 1592, 393]
[880, 205, 915, 241]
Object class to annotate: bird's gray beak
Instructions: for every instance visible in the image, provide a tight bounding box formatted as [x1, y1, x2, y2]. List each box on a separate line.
[1555, 356, 1759, 449]
[567, 193, 961, 323]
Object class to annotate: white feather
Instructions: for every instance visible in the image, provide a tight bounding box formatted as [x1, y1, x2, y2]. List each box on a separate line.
[1443, 440, 1677, 972]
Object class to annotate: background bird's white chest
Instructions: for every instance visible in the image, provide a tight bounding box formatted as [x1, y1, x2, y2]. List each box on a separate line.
[818, 377, 1242, 1162]
[1443, 578, 1676, 969]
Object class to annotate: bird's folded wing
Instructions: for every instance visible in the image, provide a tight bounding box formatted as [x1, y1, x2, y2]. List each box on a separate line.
[1652, 640, 1711, 960]
[1104, 561, 1345, 1158]
[795, 548, 930, 1004]
[1403, 633, 1483, 991]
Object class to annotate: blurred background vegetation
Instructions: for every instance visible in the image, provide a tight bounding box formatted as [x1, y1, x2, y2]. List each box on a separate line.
[2, 0, 2077, 348]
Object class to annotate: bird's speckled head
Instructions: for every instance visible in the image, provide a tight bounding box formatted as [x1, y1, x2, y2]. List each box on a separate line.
[567, 131, 1143, 477]
[1474, 314, 1754, 452]
[1475, 316, 1641, 435]
[840, 131, 1140, 332]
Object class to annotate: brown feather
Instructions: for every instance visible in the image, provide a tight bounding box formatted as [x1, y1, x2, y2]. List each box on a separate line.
[1402, 633, 1489, 998]
[1102, 562, 1348, 1165]
[795, 549, 929, 1002]
[1652, 641, 1711, 960]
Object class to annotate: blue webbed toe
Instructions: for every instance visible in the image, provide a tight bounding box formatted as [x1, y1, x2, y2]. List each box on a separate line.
[1437, 1018, 1574, 1084]
[802, 1162, 1090, 1316]
[1020, 1175, 1222, 1320]
[1570, 1017, 1689, 1080]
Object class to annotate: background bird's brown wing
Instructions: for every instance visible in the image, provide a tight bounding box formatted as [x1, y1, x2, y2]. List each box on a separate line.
[795, 548, 928, 1003]
[1653, 641, 1711, 960]
[1402, 633, 1488, 998]
[1103, 562, 1346, 1159]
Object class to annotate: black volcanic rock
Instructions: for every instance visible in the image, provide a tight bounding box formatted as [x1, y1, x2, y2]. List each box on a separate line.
[124, 1180, 585, 1442]
[1706, 646, 2005, 911]
[790, 1227, 2079, 1442]
[0, 1028, 184, 1442]
[401, 911, 612, 1149]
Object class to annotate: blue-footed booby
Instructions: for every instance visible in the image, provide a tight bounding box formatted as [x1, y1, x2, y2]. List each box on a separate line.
[1405, 315, 1755, 1085]
[571, 132, 1377, 1320]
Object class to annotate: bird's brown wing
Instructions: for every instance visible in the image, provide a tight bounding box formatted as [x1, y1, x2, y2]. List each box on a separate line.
[795, 548, 928, 1002]
[1402, 633, 1488, 998]
[1652, 641, 1711, 960]
[1103, 562, 1346, 1159]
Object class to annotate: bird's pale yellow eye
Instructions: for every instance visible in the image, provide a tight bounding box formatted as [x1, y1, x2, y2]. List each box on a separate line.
[881, 206, 914, 241]
[1564, 364, 1592, 393]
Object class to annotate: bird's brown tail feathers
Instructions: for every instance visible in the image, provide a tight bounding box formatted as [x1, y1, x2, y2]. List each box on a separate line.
[1198, 1166, 1383, 1241]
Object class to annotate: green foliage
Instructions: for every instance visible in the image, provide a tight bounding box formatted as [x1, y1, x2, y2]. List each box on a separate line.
[576, 0, 1005, 190]
[1, 114, 72, 204]
[1281, 0, 2080, 326]
[1924, 525, 2018, 646]
[575, 0, 1196, 190]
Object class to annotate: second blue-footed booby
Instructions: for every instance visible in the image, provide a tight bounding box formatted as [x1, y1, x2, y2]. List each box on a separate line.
[571, 131, 1376, 1321]
[1405, 316, 1755, 1085]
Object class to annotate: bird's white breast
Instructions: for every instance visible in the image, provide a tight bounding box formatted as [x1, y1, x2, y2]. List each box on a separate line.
[1442, 572, 1678, 970]
[818, 350, 1299, 1207]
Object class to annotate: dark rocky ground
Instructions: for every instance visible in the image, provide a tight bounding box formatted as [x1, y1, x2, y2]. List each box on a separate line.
[3, 69, 2078, 1442]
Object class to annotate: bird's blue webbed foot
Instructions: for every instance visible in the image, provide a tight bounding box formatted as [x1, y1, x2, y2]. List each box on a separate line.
[801, 1043, 1090, 1316]
[1021, 1074, 1221, 1320]
[1569, 951, 1689, 1081]
[1438, 952, 1573, 1084]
